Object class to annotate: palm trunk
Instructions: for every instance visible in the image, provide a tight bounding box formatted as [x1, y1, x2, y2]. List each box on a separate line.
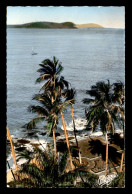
[51, 75, 57, 160]
[120, 151, 124, 172]
[7, 126, 18, 170]
[105, 131, 108, 176]
[71, 105, 82, 164]
[105, 110, 112, 176]
[61, 112, 74, 170]
[53, 128, 57, 161]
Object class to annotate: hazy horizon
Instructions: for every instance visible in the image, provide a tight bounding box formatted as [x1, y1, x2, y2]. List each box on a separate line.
[7, 6, 125, 29]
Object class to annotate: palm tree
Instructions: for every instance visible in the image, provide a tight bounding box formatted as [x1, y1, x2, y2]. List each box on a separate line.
[25, 92, 61, 160]
[25, 57, 77, 169]
[35, 56, 74, 168]
[62, 88, 82, 163]
[25, 57, 70, 160]
[26, 91, 74, 170]
[82, 80, 125, 176]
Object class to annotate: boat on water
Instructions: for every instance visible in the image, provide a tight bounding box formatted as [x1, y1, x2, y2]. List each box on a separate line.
[32, 52, 37, 55]
[61, 117, 88, 131]
[31, 47, 38, 55]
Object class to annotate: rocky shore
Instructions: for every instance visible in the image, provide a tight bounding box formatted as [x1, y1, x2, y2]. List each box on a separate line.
[7, 129, 124, 186]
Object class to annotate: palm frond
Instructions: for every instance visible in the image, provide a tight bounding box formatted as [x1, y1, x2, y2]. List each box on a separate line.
[86, 89, 100, 99]
[35, 74, 51, 83]
[59, 76, 70, 89]
[56, 63, 64, 75]
[27, 105, 49, 117]
[25, 117, 45, 129]
[16, 150, 33, 162]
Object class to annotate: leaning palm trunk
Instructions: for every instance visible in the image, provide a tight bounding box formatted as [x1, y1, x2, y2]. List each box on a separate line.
[61, 112, 74, 170]
[105, 131, 108, 176]
[120, 151, 124, 172]
[71, 105, 82, 164]
[6, 126, 18, 170]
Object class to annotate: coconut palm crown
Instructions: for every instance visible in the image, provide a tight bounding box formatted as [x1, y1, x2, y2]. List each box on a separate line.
[25, 92, 60, 132]
[82, 80, 125, 134]
[36, 56, 69, 101]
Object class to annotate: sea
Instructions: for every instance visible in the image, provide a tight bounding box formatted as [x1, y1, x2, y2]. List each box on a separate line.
[7, 28, 125, 140]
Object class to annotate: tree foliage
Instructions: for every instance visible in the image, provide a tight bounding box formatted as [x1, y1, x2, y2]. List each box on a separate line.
[82, 80, 125, 134]
[8, 147, 98, 188]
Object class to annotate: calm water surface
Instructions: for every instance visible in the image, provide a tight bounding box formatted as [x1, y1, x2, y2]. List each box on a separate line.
[7, 28, 125, 139]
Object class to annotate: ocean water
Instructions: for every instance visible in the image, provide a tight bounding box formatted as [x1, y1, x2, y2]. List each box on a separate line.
[7, 28, 125, 139]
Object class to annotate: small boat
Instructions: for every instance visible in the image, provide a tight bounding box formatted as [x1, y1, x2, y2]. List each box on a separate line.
[31, 47, 37, 55]
[32, 52, 37, 55]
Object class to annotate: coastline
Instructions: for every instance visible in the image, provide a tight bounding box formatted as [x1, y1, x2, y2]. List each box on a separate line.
[7, 129, 124, 184]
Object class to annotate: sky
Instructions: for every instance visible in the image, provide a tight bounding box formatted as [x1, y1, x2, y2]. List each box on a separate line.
[7, 6, 125, 29]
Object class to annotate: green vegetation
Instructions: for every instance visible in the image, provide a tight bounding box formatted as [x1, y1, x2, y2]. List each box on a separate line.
[61, 22, 76, 28]
[8, 22, 77, 29]
[24, 22, 50, 28]
[83, 80, 124, 134]
[8, 147, 98, 188]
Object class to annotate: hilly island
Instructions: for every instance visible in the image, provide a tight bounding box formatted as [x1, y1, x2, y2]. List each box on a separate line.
[7, 21, 104, 29]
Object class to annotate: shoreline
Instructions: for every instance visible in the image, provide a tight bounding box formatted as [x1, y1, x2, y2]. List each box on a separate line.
[7, 129, 124, 184]
[7, 128, 124, 167]
[6, 132, 125, 185]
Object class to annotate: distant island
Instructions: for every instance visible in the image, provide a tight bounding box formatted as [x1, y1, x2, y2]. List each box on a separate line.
[75, 23, 104, 28]
[7, 21, 104, 29]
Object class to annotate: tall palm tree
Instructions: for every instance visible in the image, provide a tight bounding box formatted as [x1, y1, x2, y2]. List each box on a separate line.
[25, 57, 75, 169]
[25, 57, 70, 160]
[35, 56, 74, 168]
[25, 92, 60, 160]
[62, 88, 82, 163]
[82, 80, 125, 176]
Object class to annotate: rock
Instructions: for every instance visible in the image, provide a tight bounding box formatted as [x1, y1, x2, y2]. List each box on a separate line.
[49, 132, 60, 137]
[17, 139, 30, 144]
[15, 146, 27, 152]
[39, 132, 46, 136]
[27, 132, 36, 136]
